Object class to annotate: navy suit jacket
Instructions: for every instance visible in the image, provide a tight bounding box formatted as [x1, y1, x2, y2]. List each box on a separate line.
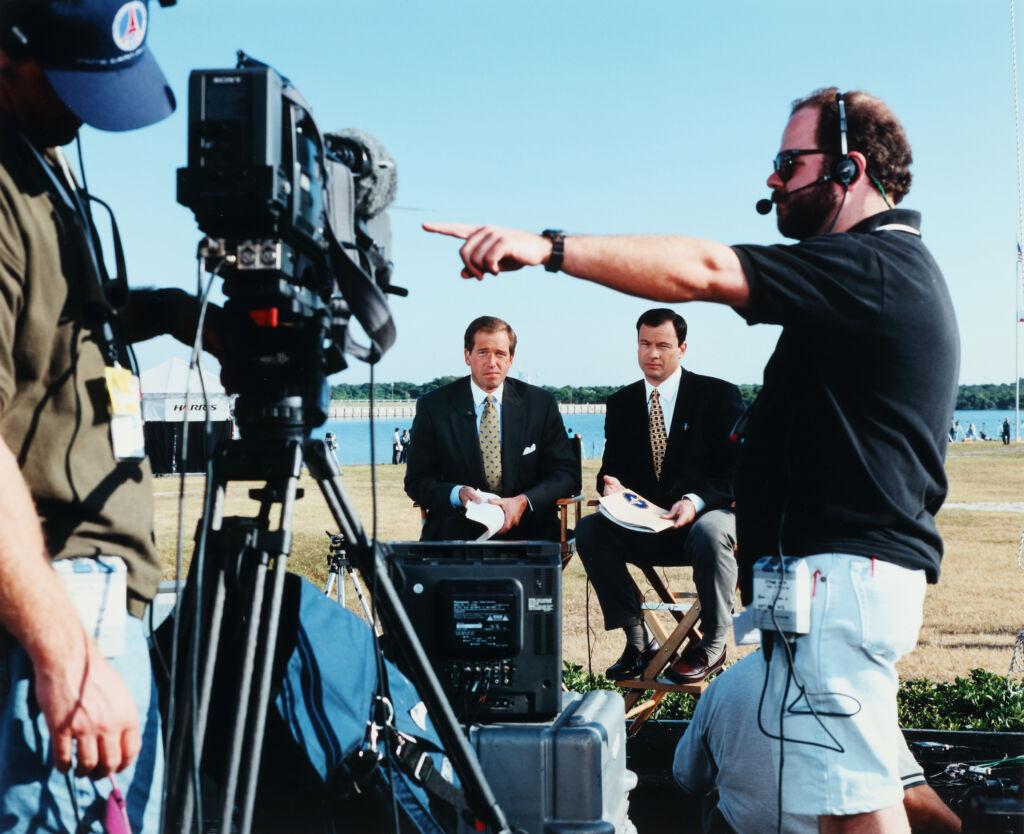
[597, 369, 744, 512]
[405, 376, 580, 541]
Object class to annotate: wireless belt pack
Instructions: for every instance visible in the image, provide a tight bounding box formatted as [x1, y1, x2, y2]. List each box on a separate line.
[752, 556, 811, 636]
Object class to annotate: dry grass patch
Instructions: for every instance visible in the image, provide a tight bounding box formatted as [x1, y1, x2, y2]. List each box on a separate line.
[943, 441, 1024, 504]
[152, 446, 1024, 683]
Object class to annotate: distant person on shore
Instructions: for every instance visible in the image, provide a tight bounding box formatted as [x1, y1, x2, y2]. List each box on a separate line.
[399, 429, 411, 462]
[404, 315, 579, 540]
[966, 422, 978, 441]
[392, 427, 402, 464]
[1003, 417, 1011, 445]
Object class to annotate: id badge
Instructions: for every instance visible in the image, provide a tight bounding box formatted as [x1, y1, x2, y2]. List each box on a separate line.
[104, 366, 146, 460]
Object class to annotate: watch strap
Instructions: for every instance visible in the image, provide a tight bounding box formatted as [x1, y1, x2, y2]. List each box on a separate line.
[541, 229, 566, 273]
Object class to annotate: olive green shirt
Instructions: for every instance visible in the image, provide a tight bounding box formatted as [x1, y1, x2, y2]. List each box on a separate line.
[0, 127, 160, 617]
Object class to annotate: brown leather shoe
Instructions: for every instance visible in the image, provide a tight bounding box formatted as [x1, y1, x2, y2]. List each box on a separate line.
[665, 646, 726, 684]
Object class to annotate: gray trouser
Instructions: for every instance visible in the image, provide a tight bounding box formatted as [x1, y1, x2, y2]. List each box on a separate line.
[575, 508, 737, 647]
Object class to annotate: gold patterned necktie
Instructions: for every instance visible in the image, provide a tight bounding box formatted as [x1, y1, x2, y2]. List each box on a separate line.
[649, 388, 667, 481]
[480, 394, 502, 492]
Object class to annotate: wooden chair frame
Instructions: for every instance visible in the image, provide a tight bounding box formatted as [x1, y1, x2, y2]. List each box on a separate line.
[616, 565, 708, 735]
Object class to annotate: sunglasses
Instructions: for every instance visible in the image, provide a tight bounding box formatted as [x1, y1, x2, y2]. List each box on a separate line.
[772, 149, 826, 182]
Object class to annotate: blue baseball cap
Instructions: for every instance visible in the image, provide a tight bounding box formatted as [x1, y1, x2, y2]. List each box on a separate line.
[24, 0, 175, 131]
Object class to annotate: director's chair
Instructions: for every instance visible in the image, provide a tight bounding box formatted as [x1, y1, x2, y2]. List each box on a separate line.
[617, 565, 708, 735]
[583, 498, 711, 734]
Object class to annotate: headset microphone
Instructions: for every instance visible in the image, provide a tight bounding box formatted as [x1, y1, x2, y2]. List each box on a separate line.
[755, 174, 835, 215]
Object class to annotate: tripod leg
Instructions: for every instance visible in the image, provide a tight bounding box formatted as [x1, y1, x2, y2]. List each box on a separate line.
[218, 556, 269, 834]
[344, 564, 375, 625]
[165, 477, 231, 834]
[238, 553, 289, 834]
[173, 568, 228, 834]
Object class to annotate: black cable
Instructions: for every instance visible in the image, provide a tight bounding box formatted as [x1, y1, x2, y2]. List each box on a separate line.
[74, 133, 89, 199]
[184, 271, 220, 833]
[160, 262, 221, 833]
[825, 186, 850, 235]
[585, 577, 594, 680]
[365, 366, 401, 834]
[777, 656, 789, 834]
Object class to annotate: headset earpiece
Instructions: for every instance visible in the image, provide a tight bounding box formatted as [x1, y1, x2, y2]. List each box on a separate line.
[833, 92, 860, 187]
[833, 155, 860, 187]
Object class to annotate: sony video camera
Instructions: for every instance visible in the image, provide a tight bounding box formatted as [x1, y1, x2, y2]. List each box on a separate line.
[176, 53, 402, 439]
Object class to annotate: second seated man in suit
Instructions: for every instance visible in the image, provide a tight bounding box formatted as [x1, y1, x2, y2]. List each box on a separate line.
[577, 308, 744, 683]
[405, 315, 580, 541]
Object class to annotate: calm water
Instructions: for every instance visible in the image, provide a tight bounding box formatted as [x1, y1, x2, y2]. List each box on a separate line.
[312, 408, 1021, 465]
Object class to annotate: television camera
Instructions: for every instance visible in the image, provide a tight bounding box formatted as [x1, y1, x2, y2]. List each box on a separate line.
[176, 51, 403, 439]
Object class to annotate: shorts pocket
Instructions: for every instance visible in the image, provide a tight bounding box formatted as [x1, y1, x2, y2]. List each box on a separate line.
[849, 559, 925, 663]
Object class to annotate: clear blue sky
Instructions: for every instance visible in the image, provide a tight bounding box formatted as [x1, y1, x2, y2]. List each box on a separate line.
[82, 0, 1021, 388]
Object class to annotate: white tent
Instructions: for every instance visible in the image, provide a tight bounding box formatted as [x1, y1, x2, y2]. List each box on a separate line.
[140, 357, 231, 422]
[140, 358, 234, 474]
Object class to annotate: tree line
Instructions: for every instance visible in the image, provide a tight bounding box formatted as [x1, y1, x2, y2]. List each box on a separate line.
[332, 379, 1024, 410]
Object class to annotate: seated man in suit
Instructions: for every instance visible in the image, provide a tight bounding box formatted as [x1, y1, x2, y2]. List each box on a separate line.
[405, 315, 580, 541]
[576, 308, 744, 683]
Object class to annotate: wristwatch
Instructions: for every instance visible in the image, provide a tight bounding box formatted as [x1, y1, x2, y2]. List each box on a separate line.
[541, 229, 566, 273]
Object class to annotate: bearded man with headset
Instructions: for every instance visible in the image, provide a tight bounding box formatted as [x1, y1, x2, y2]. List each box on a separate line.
[424, 88, 959, 833]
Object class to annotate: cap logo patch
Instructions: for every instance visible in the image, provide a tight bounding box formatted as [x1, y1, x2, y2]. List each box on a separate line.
[112, 1, 147, 53]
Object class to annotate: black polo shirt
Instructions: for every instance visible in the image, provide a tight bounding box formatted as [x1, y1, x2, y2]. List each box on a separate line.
[730, 209, 960, 603]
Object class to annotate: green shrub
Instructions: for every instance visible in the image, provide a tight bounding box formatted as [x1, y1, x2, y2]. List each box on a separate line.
[896, 669, 1024, 731]
[563, 663, 1024, 730]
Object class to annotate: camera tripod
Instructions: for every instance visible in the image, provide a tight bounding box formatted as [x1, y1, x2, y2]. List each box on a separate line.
[162, 432, 511, 834]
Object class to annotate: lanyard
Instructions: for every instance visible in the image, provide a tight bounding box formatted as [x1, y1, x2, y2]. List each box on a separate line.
[20, 136, 128, 365]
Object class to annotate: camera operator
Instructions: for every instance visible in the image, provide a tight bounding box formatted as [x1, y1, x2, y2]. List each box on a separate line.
[0, 1, 176, 831]
[425, 88, 960, 833]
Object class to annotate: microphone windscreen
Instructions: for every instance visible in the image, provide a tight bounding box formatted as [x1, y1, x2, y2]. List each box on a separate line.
[327, 128, 398, 219]
[755, 198, 773, 215]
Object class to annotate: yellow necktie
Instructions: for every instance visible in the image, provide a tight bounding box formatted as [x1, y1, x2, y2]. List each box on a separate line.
[649, 389, 667, 481]
[480, 394, 502, 492]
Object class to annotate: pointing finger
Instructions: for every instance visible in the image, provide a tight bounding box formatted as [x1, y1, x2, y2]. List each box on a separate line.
[422, 221, 480, 239]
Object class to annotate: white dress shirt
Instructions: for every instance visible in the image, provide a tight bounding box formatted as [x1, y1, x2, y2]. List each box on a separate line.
[450, 380, 505, 507]
[643, 367, 705, 514]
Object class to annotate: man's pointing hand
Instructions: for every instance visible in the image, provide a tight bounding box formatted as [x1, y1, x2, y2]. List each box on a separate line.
[423, 222, 554, 279]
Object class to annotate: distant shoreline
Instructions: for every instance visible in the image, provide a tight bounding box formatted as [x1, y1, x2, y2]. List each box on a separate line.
[326, 402, 607, 419]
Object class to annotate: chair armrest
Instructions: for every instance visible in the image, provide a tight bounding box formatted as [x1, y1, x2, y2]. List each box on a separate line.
[556, 494, 585, 529]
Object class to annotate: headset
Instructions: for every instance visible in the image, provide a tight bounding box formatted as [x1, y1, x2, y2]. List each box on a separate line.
[831, 92, 860, 188]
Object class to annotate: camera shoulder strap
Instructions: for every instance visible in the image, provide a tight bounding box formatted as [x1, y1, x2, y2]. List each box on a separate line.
[281, 87, 396, 363]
